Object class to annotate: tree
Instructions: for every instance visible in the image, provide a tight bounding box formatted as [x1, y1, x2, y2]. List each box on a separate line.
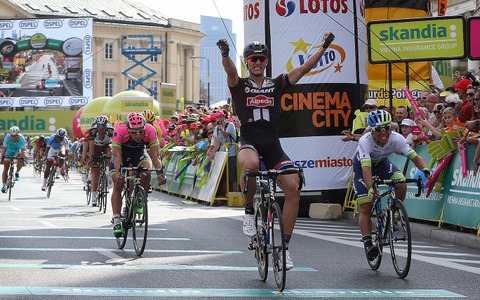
[200, 79, 208, 103]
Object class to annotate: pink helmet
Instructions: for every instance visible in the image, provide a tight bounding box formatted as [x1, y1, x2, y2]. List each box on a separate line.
[126, 112, 146, 130]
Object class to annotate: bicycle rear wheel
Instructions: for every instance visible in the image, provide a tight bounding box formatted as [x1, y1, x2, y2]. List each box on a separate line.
[101, 173, 108, 214]
[132, 186, 148, 256]
[254, 199, 268, 282]
[367, 207, 383, 270]
[98, 172, 107, 213]
[116, 217, 128, 250]
[389, 199, 412, 278]
[270, 201, 286, 292]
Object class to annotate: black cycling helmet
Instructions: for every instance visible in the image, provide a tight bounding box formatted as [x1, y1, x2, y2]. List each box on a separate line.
[243, 41, 269, 58]
[39, 135, 45, 141]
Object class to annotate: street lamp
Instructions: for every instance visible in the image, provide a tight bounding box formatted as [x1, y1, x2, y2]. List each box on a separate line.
[190, 56, 210, 108]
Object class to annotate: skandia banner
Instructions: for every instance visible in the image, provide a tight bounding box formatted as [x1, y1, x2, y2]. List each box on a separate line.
[0, 18, 93, 107]
[244, 0, 368, 191]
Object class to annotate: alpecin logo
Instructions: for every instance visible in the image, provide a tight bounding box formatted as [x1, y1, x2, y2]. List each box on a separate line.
[247, 95, 274, 107]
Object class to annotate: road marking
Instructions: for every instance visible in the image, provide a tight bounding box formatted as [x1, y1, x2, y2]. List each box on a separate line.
[38, 221, 58, 228]
[0, 263, 317, 272]
[0, 287, 463, 297]
[0, 226, 167, 230]
[0, 248, 243, 254]
[0, 235, 189, 241]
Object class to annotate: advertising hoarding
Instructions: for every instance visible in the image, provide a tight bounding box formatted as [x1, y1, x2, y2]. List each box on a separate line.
[0, 18, 93, 108]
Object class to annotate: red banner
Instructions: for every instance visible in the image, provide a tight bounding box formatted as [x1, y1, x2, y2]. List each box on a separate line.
[439, 0, 448, 16]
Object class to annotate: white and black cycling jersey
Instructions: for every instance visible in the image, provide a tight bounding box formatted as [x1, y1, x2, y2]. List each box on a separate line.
[357, 131, 414, 167]
[88, 125, 114, 147]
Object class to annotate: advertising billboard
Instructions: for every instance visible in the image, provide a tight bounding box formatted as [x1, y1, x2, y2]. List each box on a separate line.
[0, 18, 93, 108]
[368, 16, 466, 64]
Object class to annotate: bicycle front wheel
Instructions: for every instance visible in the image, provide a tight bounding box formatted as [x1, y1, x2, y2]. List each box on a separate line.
[389, 199, 412, 278]
[98, 172, 107, 213]
[270, 201, 286, 292]
[254, 200, 268, 282]
[7, 174, 13, 202]
[367, 207, 383, 270]
[46, 168, 55, 198]
[86, 179, 91, 205]
[132, 186, 148, 256]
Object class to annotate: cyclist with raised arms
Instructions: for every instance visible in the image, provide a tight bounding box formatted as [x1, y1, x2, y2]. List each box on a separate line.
[86, 115, 114, 206]
[217, 32, 335, 270]
[354, 110, 433, 261]
[41, 128, 69, 191]
[1, 126, 26, 193]
[110, 112, 166, 237]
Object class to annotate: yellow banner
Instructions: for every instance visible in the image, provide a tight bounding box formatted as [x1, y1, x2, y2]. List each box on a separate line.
[0, 110, 76, 136]
[160, 83, 177, 120]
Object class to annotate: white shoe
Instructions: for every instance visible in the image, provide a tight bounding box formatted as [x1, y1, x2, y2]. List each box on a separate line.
[278, 249, 294, 271]
[91, 191, 97, 206]
[242, 214, 256, 237]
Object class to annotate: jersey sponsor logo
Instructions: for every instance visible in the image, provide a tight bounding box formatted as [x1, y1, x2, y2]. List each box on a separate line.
[247, 95, 274, 107]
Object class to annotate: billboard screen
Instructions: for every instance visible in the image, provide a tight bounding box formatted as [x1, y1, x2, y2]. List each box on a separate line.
[0, 18, 93, 108]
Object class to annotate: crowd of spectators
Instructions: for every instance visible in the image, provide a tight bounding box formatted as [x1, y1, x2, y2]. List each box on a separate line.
[343, 71, 480, 170]
[160, 100, 240, 193]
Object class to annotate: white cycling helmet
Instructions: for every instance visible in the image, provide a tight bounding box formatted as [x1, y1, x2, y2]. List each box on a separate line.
[9, 126, 19, 136]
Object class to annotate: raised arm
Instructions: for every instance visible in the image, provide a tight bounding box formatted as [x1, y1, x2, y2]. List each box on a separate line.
[217, 39, 239, 87]
[288, 32, 335, 85]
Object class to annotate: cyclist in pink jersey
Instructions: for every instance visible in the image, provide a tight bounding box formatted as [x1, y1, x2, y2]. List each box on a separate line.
[110, 112, 166, 237]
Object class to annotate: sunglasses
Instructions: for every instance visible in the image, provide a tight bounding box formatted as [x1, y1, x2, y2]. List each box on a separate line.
[364, 106, 376, 110]
[97, 124, 105, 129]
[248, 56, 266, 63]
[434, 111, 441, 114]
[474, 98, 480, 101]
[374, 124, 391, 132]
[466, 93, 475, 97]
[128, 129, 145, 136]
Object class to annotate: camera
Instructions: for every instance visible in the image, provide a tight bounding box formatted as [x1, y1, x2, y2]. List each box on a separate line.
[217, 121, 223, 125]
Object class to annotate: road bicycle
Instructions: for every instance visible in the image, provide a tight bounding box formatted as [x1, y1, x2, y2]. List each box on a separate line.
[116, 165, 162, 256]
[367, 176, 423, 278]
[46, 155, 65, 198]
[92, 154, 111, 214]
[244, 166, 305, 292]
[33, 156, 45, 178]
[4, 157, 24, 201]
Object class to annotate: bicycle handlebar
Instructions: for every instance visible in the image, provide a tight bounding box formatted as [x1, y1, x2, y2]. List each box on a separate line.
[373, 176, 423, 197]
[243, 168, 305, 194]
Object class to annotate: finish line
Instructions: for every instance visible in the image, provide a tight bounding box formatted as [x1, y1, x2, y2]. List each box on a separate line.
[0, 287, 464, 298]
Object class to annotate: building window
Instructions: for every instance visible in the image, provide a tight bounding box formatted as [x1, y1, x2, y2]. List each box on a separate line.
[105, 78, 114, 96]
[105, 42, 113, 60]
[127, 79, 135, 90]
[127, 44, 136, 60]
[150, 47, 158, 62]
[151, 80, 158, 100]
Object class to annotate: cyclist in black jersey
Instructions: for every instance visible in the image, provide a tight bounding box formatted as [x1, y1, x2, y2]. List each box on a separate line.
[217, 32, 335, 270]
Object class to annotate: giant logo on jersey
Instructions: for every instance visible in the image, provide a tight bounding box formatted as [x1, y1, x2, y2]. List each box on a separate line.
[286, 37, 345, 77]
[247, 95, 274, 107]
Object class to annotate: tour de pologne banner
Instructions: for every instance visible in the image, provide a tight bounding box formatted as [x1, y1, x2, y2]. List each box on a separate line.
[243, 0, 368, 191]
[0, 18, 93, 108]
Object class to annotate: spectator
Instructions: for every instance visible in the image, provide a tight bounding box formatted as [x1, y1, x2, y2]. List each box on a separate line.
[416, 90, 430, 108]
[395, 106, 409, 124]
[453, 78, 473, 122]
[207, 111, 238, 193]
[400, 119, 415, 146]
[425, 93, 443, 128]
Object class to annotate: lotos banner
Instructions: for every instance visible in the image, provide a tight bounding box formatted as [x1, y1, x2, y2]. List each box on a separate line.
[243, 0, 368, 191]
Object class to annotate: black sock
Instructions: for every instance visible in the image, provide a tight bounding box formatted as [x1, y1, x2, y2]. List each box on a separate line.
[244, 202, 254, 215]
[362, 234, 373, 247]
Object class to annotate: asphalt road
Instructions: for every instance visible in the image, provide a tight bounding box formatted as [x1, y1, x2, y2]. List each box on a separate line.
[0, 165, 479, 299]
